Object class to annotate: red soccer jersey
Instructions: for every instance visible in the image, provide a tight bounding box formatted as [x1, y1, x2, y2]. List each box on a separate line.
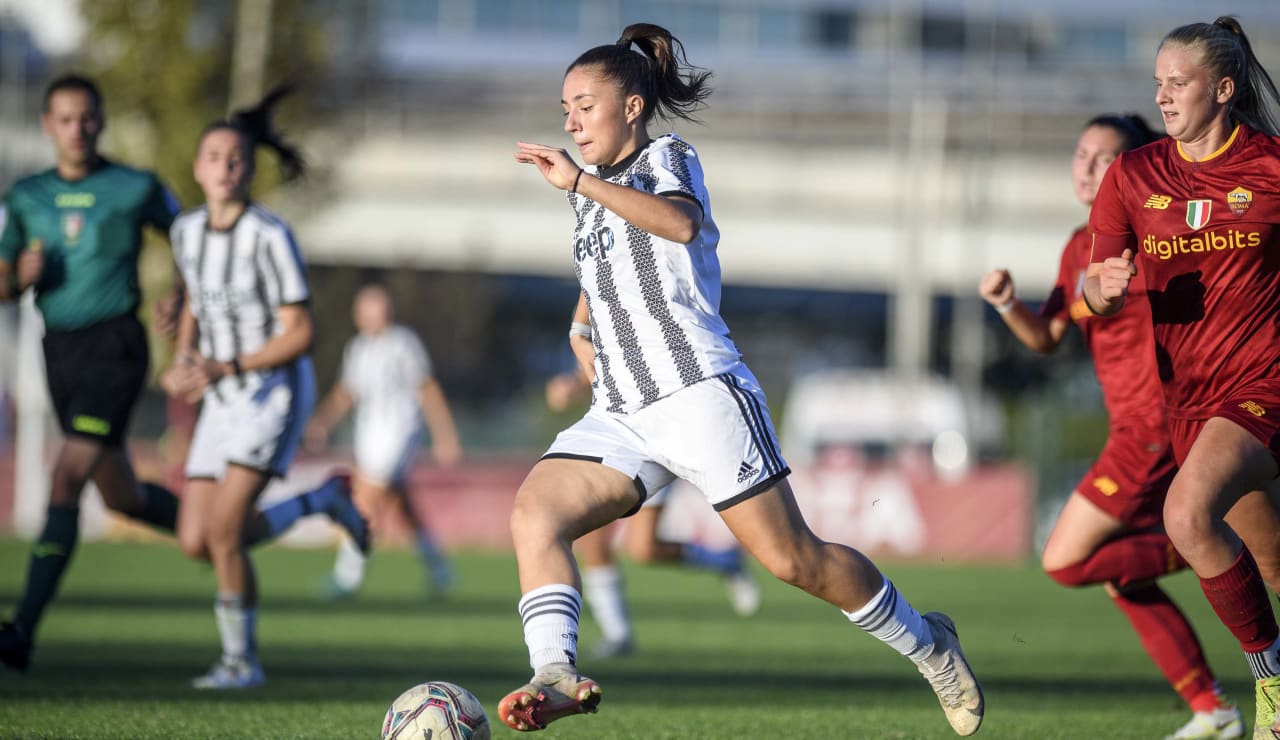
[1090, 125, 1280, 418]
[1041, 226, 1166, 423]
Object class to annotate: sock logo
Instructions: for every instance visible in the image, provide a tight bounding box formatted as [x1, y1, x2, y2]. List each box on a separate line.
[32, 542, 66, 558]
[737, 461, 758, 483]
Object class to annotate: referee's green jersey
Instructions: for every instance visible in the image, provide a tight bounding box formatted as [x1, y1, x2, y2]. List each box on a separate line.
[0, 161, 178, 331]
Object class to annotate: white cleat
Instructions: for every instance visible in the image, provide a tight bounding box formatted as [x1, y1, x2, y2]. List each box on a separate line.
[192, 655, 266, 690]
[724, 571, 762, 617]
[917, 612, 984, 736]
[1166, 705, 1244, 739]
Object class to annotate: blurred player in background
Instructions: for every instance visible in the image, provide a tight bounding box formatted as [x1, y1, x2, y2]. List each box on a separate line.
[553, 295, 760, 659]
[160, 85, 366, 689]
[501, 23, 982, 735]
[305, 283, 463, 599]
[1086, 17, 1280, 738]
[982, 113, 1245, 739]
[0, 74, 188, 673]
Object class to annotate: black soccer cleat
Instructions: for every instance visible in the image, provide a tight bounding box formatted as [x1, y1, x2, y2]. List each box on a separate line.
[0, 621, 32, 673]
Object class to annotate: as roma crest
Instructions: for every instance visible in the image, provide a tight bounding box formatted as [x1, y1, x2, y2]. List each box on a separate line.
[1227, 186, 1253, 216]
[1186, 199, 1212, 230]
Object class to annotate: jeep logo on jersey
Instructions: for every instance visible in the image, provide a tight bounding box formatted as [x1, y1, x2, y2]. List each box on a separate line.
[574, 226, 615, 262]
[1228, 187, 1253, 216]
[1186, 200, 1212, 230]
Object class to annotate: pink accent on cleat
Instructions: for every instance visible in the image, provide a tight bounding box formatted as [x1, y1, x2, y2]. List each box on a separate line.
[498, 672, 602, 731]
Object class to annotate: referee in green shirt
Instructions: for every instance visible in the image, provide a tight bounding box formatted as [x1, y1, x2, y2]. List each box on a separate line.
[0, 75, 184, 672]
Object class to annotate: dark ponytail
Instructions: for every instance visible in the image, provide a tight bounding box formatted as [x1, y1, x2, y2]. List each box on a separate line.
[202, 83, 306, 181]
[1160, 16, 1280, 136]
[1085, 113, 1161, 151]
[568, 23, 712, 126]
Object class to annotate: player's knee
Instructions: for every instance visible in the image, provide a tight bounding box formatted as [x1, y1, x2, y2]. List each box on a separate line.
[177, 527, 209, 561]
[625, 540, 660, 564]
[1161, 494, 1211, 550]
[509, 494, 557, 545]
[758, 549, 819, 592]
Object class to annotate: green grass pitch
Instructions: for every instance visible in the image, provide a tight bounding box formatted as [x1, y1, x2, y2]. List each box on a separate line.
[0, 538, 1256, 739]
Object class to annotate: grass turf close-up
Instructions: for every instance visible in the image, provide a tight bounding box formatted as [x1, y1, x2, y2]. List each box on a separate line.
[0, 538, 1255, 739]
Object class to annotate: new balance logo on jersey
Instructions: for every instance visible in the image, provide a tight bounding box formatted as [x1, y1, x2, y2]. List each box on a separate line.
[1239, 400, 1267, 417]
[1144, 194, 1172, 210]
[737, 461, 758, 483]
[574, 225, 615, 263]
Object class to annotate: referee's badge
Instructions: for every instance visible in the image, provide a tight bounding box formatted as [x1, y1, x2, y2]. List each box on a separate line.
[62, 211, 84, 245]
[1185, 199, 1212, 231]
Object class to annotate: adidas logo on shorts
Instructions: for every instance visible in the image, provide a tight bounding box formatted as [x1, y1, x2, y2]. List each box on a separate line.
[737, 461, 759, 483]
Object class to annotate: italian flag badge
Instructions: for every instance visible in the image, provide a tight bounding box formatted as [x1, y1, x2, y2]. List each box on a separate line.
[1186, 199, 1212, 230]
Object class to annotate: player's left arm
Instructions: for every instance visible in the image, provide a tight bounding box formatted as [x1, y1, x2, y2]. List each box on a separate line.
[418, 378, 462, 467]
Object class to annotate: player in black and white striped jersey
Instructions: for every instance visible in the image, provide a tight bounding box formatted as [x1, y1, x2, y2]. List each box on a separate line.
[159, 86, 366, 690]
[500, 24, 983, 735]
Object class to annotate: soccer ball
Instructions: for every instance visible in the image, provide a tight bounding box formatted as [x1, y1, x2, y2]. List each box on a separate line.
[381, 681, 490, 740]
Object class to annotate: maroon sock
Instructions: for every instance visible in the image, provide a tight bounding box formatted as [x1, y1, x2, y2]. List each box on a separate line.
[1111, 583, 1222, 712]
[1199, 547, 1279, 654]
[1046, 532, 1188, 589]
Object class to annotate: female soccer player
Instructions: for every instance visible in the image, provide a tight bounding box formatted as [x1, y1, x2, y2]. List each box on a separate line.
[160, 86, 364, 689]
[501, 23, 982, 735]
[1085, 17, 1280, 738]
[0, 74, 186, 672]
[306, 283, 463, 599]
[982, 114, 1243, 739]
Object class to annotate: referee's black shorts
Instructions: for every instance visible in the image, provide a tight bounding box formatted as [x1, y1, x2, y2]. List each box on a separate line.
[42, 313, 149, 448]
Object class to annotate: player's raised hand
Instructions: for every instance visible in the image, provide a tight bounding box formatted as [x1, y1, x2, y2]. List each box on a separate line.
[978, 269, 1015, 307]
[515, 142, 581, 191]
[16, 239, 44, 291]
[1098, 248, 1137, 303]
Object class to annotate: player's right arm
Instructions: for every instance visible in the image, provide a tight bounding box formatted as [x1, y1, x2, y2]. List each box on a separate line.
[305, 384, 354, 452]
[979, 269, 1070, 354]
[0, 197, 38, 302]
[159, 292, 205, 403]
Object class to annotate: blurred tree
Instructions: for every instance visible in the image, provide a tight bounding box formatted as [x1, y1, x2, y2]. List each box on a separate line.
[72, 0, 335, 379]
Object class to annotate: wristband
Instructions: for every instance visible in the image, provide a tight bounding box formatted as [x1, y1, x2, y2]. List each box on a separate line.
[994, 299, 1016, 315]
[569, 321, 592, 339]
[230, 357, 243, 376]
[571, 168, 584, 194]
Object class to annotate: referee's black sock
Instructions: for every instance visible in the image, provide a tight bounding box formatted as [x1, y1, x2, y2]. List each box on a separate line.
[136, 482, 179, 533]
[13, 506, 79, 638]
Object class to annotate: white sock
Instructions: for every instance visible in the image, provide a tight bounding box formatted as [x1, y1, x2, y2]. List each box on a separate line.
[214, 594, 256, 661]
[519, 584, 581, 672]
[1246, 634, 1280, 680]
[332, 536, 367, 591]
[843, 577, 934, 662]
[583, 566, 631, 644]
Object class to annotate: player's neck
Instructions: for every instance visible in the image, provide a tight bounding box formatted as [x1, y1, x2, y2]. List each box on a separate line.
[55, 154, 102, 182]
[1177, 120, 1237, 162]
[206, 200, 248, 232]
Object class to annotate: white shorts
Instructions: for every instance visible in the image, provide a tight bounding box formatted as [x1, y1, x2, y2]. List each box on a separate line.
[186, 361, 316, 480]
[542, 368, 789, 512]
[354, 425, 421, 488]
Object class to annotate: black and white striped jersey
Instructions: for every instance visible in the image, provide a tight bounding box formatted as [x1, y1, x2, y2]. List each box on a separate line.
[171, 204, 310, 397]
[340, 324, 433, 440]
[571, 133, 741, 414]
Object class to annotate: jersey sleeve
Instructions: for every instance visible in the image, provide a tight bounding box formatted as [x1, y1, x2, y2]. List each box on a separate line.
[403, 330, 433, 385]
[1088, 155, 1137, 262]
[143, 174, 181, 233]
[647, 140, 707, 215]
[338, 337, 357, 396]
[1038, 242, 1075, 322]
[0, 194, 24, 266]
[257, 223, 310, 307]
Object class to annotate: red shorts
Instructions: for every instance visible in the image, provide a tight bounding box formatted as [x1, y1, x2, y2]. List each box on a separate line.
[1075, 418, 1176, 529]
[1167, 378, 1280, 469]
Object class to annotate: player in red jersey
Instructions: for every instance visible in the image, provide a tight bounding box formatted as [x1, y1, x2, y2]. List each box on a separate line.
[1085, 17, 1280, 739]
[983, 113, 1243, 739]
